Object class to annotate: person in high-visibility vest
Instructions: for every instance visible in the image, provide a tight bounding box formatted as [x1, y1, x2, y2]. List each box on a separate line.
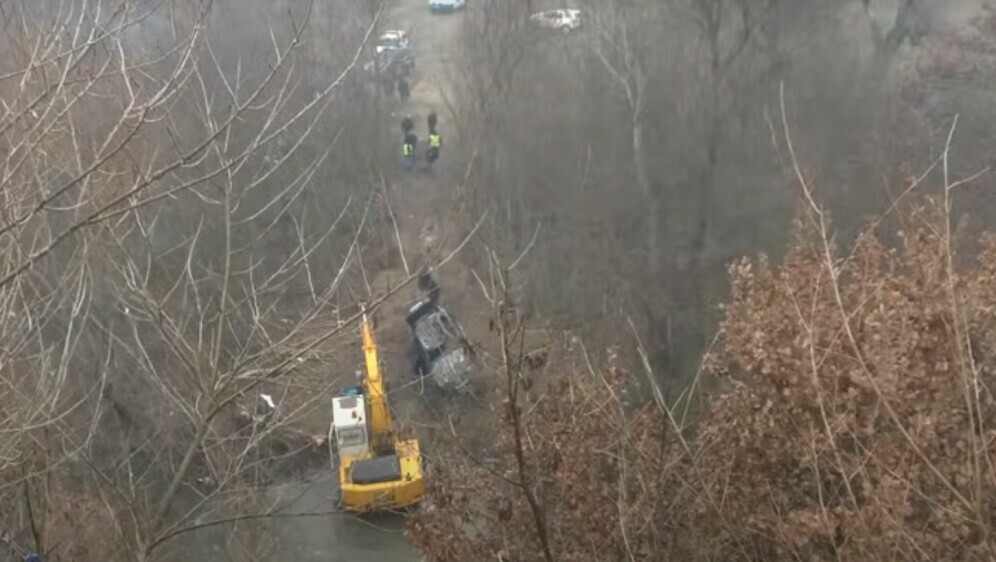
[426, 112, 442, 169]
[403, 132, 417, 170]
[401, 117, 417, 170]
[426, 129, 441, 168]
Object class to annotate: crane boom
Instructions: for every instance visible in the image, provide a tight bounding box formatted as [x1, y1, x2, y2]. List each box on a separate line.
[361, 316, 392, 451]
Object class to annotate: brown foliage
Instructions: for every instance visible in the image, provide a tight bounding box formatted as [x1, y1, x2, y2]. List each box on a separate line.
[410, 201, 996, 561]
[408, 342, 684, 561]
[700, 208, 996, 561]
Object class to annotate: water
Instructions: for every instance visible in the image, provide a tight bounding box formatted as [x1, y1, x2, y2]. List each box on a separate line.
[164, 472, 418, 561]
[266, 474, 417, 561]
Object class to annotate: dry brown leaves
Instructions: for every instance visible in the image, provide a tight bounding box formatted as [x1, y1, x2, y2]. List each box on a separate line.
[701, 209, 996, 561]
[410, 202, 996, 562]
[408, 342, 686, 562]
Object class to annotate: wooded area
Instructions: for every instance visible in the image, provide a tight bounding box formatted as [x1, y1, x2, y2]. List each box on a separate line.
[0, 0, 993, 560]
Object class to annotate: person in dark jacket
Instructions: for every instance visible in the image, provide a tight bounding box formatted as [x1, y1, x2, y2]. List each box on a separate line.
[398, 78, 410, 103]
[418, 270, 441, 305]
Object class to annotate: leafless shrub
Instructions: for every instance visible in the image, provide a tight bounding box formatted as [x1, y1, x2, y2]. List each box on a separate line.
[0, 1, 402, 559]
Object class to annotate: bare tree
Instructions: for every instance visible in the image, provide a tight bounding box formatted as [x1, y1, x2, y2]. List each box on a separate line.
[590, 0, 657, 275]
[0, 1, 407, 559]
[861, 0, 931, 65]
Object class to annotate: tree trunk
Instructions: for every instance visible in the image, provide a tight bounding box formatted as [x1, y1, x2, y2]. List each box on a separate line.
[688, 114, 720, 272]
[632, 116, 659, 276]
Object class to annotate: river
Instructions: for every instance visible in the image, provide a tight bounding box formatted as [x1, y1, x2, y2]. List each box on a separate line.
[166, 471, 418, 561]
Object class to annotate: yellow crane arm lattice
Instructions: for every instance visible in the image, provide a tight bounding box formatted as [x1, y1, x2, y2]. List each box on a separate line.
[360, 316, 392, 445]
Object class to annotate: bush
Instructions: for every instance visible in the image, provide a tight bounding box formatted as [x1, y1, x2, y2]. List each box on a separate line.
[699, 204, 996, 561]
[408, 346, 682, 561]
[409, 200, 996, 561]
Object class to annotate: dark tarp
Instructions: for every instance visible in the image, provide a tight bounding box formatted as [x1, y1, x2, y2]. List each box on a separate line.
[352, 454, 402, 484]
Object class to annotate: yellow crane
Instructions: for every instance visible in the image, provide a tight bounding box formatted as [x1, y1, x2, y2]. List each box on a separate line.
[330, 314, 423, 511]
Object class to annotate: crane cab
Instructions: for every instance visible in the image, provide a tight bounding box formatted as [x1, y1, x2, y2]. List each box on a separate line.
[331, 392, 369, 460]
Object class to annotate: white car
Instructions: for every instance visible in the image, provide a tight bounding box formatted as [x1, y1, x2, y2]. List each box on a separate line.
[376, 30, 410, 54]
[429, 0, 466, 13]
[529, 9, 582, 32]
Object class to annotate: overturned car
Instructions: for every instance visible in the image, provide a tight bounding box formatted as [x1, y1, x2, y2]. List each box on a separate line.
[406, 297, 472, 393]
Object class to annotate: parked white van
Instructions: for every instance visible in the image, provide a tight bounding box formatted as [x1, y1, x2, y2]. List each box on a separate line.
[429, 0, 465, 13]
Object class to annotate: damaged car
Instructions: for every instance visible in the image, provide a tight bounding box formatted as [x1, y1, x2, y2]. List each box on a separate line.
[529, 9, 582, 33]
[405, 296, 472, 393]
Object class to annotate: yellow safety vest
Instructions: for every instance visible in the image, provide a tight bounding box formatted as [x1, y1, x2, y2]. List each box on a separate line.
[429, 134, 441, 148]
